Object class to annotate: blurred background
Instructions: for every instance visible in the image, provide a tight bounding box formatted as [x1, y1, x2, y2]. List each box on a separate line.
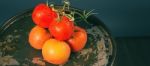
[0, 0, 150, 66]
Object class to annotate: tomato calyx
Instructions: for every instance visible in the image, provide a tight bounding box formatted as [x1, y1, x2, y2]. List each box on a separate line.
[51, 0, 74, 23]
[53, 7, 74, 23]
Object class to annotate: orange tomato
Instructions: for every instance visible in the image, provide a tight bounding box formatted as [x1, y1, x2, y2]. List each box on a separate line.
[42, 39, 71, 65]
[68, 26, 87, 52]
[28, 26, 51, 50]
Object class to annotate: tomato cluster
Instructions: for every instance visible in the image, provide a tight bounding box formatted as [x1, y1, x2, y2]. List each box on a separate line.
[28, 3, 87, 65]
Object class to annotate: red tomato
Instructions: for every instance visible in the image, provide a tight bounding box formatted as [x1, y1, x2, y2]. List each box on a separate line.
[32, 3, 57, 28]
[42, 39, 71, 65]
[49, 16, 74, 41]
[68, 26, 87, 52]
[28, 26, 51, 50]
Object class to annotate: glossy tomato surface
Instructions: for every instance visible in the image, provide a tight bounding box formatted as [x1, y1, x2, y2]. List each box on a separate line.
[68, 26, 87, 52]
[32, 3, 57, 28]
[29, 26, 51, 49]
[42, 39, 71, 65]
[49, 16, 74, 41]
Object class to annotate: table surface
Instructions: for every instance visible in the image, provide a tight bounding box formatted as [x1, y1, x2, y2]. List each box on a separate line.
[115, 37, 150, 66]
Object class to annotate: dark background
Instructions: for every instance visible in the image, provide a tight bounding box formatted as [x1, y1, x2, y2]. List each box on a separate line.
[0, 0, 150, 37]
[0, 0, 150, 66]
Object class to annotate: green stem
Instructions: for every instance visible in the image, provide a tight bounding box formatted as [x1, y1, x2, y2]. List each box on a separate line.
[74, 11, 90, 24]
[46, 0, 49, 6]
[62, 0, 70, 11]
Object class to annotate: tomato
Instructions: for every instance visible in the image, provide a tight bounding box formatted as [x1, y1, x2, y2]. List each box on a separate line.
[68, 26, 87, 52]
[49, 16, 74, 40]
[32, 3, 57, 28]
[28, 26, 51, 50]
[42, 39, 70, 65]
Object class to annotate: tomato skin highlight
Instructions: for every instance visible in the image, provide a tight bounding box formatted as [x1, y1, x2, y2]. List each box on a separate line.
[42, 39, 71, 65]
[49, 16, 74, 41]
[68, 26, 87, 52]
[28, 26, 51, 50]
[32, 3, 57, 28]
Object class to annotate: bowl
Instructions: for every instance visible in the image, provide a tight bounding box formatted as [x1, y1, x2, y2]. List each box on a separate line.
[0, 6, 116, 66]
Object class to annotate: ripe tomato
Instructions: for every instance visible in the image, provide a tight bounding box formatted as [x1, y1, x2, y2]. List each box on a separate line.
[32, 3, 57, 28]
[68, 26, 87, 52]
[28, 26, 51, 50]
[42, 39, 71, 65]
[49, 16, 74, 40]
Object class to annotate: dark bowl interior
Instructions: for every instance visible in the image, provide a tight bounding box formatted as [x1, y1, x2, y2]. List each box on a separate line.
[0, 6, 116, 66]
